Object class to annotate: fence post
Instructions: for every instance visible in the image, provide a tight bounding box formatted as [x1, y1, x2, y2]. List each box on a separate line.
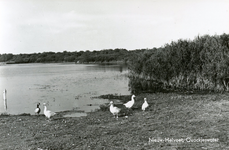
[3, 89, 7, 110]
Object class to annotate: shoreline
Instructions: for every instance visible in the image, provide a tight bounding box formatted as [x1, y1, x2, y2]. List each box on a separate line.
[0, 94, 132, 117]
[0, 92, 228, 149]
[2, 60, 127, 65]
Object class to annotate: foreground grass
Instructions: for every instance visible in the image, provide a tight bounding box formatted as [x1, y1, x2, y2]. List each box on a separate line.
[1, 92, 229, 150]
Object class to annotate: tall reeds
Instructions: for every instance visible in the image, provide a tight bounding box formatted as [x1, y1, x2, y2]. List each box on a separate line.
[128, 34, 229, 92]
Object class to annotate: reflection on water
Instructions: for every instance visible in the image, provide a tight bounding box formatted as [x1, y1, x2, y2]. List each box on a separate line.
[0, 63, 130, 115]
[128, 76, 164, 94]
[86, 63, 127, 73]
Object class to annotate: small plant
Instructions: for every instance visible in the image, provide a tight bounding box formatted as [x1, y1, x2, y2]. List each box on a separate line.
[0, 112, 10, 116]
[99, 104, 109, 111]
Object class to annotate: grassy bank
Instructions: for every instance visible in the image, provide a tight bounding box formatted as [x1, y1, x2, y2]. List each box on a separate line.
[1, 92, 229, 150]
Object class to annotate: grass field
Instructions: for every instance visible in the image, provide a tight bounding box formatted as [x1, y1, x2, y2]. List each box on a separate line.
[1, 92, 229, 150]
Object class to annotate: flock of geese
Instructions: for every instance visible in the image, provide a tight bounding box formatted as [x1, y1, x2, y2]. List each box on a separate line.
[34, 94, 149, 120]
[4, 89, 148, 120]
[109, 95, 149, 119]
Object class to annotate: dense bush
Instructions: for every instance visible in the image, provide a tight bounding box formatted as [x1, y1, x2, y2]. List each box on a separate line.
[128, 34, 229, 92]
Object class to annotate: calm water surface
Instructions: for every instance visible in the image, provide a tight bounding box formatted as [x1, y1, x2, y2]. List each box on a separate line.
[0, 63, 130, 115]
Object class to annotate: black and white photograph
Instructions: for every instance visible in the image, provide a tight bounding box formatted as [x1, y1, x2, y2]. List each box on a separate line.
[0, 0, 229, 149]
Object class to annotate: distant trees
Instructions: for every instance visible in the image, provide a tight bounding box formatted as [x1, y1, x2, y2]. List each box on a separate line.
[0, 48, 131, 64]
[128, 33, 229, 92]
[0, 53, 13, 62]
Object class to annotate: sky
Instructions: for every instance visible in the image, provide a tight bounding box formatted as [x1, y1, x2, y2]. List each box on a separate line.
[0, 0, 229, 54]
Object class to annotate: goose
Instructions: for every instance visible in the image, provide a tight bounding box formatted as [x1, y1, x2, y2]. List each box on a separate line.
[109, 101, 121, 120]
[43, 103, 56, 120]
[123, 95, 135, 109]
[34, 103, 41, 115]
[142, 98, 149, 111]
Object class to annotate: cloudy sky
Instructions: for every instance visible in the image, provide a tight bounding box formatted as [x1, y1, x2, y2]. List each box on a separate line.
[0, 0, 228, 54]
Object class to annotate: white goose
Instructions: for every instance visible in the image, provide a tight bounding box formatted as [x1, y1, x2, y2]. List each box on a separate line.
[43, 103, 56, 120]
[142, 98, 149, 111]
[123, 95, 135, 109]
[34, 103, 41, 115]
[109, 101, 121, 120]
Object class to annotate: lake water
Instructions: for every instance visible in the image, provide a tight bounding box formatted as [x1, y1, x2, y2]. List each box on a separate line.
[0, 63, 130, 115]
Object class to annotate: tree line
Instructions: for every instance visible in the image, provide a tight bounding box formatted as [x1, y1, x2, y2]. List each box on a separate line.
[0, 49, 139, 64]
[128, 33, 229, 92]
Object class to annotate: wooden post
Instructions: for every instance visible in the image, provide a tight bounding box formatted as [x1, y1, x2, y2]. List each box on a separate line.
[3, 89, 7, 110]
